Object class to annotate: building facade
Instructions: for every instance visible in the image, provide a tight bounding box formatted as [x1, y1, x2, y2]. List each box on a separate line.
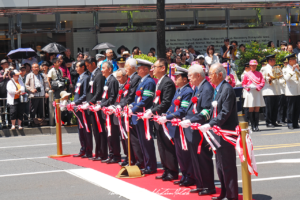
[0, 0, 299, 58]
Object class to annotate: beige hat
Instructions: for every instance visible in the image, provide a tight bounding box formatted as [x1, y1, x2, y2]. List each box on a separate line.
[122, 51, 130, 56]
[60, 91, 71, 99]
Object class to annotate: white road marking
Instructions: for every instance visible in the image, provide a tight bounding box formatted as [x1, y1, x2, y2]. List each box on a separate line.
[237, 158, 300, 166]
[238, 175, 300, 182]
[213, 151, 300, 160]
[0, 142, 71, 149]
[66, 168, 170, 200]
[0, 156, 48, 162]
[0, 170, 70, 178]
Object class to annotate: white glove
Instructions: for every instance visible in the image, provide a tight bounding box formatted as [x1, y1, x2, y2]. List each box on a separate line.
[128, 108, 133, 117]
[107, 106, 115, 115]
[199, 124, 211, 133]
[143, 109, 153, 119]
[157, 116, 167, 125]
[81, 102, 89, 110]
[249, 85, 257, 89]
[179, 120, 191, 128]
[94, 105, 101, 112]
[71, 102, 75, 106]
[129, 104, 133, 109]
[116, 105, 122, 109]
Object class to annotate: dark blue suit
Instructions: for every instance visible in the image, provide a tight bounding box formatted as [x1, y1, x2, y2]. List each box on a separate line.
[165, 84, 193, 181]
[184, 80, 215, 190]
[131, 74, 157, 171]
[73, 71, 91, 155]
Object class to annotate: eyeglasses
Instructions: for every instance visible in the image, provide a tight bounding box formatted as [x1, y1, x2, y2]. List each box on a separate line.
[208, 72, 217, 76]
[153, 65, 163, 69]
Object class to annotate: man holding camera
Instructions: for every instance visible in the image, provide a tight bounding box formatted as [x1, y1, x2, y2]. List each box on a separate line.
[0, 59, 12, 127]
[47, 58, 65, 99]
[25, 63, 48, 118]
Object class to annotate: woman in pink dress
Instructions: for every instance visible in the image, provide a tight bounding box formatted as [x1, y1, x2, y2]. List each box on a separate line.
[242, 59, 265, 132]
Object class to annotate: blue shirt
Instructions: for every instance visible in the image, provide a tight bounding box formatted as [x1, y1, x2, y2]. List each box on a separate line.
[215, 80, 225, 92]
[100, 58, 118, 72]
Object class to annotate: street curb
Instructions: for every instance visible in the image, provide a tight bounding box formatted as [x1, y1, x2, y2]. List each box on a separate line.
[0, 126, 78, 137]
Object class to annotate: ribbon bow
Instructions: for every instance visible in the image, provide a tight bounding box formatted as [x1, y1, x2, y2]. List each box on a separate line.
[77, 105, 90, 133]
[66, 103, 84, 129]
[115, 107, 122, 118]
[89, 105, 102, 133]
[190, 123, 204, 154]
[170, 118, 187, 150]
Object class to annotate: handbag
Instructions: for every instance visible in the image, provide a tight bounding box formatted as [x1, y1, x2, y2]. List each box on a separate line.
[11, 79, 29, 103]
[51, 69, 65, 90]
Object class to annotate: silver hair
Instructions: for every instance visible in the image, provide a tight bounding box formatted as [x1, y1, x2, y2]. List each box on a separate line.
[117, 68, 126, 76]
[125, 58, 137, 69]
[102, 61, 113, 70]
[106, 49, 112, 54]
[211, 63, 226, 80]
[188, 64, 205, 78]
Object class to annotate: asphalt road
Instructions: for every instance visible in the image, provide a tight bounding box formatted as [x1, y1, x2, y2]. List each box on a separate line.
[0, 123, 299, 200]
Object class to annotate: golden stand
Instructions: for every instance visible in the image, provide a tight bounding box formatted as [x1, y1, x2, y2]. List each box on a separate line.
[116, 106, 144, 178]
[49, 99, 70, 158]
[240, 122, 252, 200]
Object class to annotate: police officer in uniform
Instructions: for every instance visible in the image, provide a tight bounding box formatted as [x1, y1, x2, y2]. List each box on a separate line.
[282, 54, 300, 129]
[130, 59, 157, 174]
[260, 54, 281, 127]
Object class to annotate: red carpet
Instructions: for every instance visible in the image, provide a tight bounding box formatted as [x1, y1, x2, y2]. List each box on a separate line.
[52, 155, 243, 200]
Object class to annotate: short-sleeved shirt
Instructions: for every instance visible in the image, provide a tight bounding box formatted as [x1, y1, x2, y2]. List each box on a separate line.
[47, 67, 63, 81]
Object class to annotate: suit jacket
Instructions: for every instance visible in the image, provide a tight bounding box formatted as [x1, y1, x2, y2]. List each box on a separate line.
[100, 74, 119, 119]
[25, 72, 48, 98]
[209, 81, 239, 148]
[119, 72, 141, 107]
[184, 80, 214, 142]
[131, 74, 156, 125]
[74, 71, 90, 105]
[86, 68, 105, 105]
[166, 84, 193, 138]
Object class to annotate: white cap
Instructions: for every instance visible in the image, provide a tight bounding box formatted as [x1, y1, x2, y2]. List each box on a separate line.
[196, 55, 205, 59]
[136, 58, 153, 67]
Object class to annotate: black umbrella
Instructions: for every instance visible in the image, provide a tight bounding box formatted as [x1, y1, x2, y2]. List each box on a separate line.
[7, 48, 37, 59]
[92, 42, 115, 50]
[41, 42, 67, 53]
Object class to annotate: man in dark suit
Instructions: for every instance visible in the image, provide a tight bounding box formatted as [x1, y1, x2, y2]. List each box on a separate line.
[84, 57, 106, 160]
[72, 61, 91, 158]
[143, 58, 177, 180]
[100, 61, 120, 164]
[130, 58, 157, 174]
[203, 63, 239, 200]
[157, 66, 194, 185]
[118, 58, 143, 168]
[179, 64, 215, 195]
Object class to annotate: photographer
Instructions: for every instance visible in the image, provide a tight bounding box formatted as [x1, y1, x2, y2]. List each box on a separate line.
[0, 59, 12, 127]
[47, 58, 65, 99]
[25, 63, 48, 119]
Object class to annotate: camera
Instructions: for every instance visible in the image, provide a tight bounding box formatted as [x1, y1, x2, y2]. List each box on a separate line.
[36, 87, 41, 93]
[229, 45, 233, 51]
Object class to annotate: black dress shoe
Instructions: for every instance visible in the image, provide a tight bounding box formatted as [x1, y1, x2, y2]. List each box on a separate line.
[92, 157, 102, 161]
[190, 188, 203, 193]
[211, 196, 224, 200]
[142, 169, 157, 174]
[81, 155, 93, 159]
[272, 123, 282, 127]
[221, 198, 238, 200]
[73, 153, 85, 157]
[173, 180, 181, 185]
[135, 162, 145, 170]
[107, 158, 121, 164]
[162, 174, 178, 181]
[294, 124, 300, 128]
[266, 124, 274, 128]
[155, 170, 168, 179]
[288, 125, 294, 130]
[198, 189, 216, 196]
[119, 161, 128, 166]
[101, 158, 112, 163]
[180, 180, 195, 187]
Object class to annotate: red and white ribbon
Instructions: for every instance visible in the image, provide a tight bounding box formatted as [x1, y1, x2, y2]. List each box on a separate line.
[136, 91, 142, 103]
[90, 81, 94, 93]
[137, 109, 151, 140]
[115, 107, 127, 140]
[190, 123, 204, 154]
[153, 115, 174, 145]
[123, 106, 130, 132]
[67, 104, 84, 129]
[77, 105, 90, 133]
[75, 83, 80, 94]
[117, 90, 123, 103]
[174, 99, 180, 112]
[153, 90, 161, 104]
[89, 105, 102, 133]
[102, 107, 112, 137]
[171, 118, 188, 150]
[191, 97, 198, 114]
[212, 101, 218, 118]
[245, 134, 258, 176]
[123, 84, 130, 97]
[52, 101, 59, 124]
[102, 86, 108, 99]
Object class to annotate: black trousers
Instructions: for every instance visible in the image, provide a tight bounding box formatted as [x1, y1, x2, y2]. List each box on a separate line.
[30, 98, 43, 118]
[9, 99, 24, 121]
[186, 132, 215, 189]
[216, 146, 238, 199]
[88, 111, 107, 159]
[78, 110, 93, 156]
[75, 110, 88, 155]
[174, 131, 194, 182]
[286, 96, 300, 127]
[107, 115, 121, 160]
[135, 119, 157, 171]
[1, 99, 10, 124]
[61, 110, 72, 125]
[156, 122, 178, 174]
[263, 95, 279, 125]
[277, 94, 287, 122]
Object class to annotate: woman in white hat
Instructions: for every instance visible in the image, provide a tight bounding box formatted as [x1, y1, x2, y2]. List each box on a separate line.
[242, 59, 265, 132]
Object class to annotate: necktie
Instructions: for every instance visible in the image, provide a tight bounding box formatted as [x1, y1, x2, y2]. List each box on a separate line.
[105, 79, 107, 85]
[91, 73, 94, 80]
[193, 87, 198, 95]
[77, 77, 80, 83]
[128, 77, 131, 83]
[213, 89, 217, 100]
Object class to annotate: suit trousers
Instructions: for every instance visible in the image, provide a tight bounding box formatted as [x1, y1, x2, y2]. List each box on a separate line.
[135, 119, 157, 171]
[107, 115, 121, 160]
[263, 95, 279, 125]
[156, 123, 179, 174]
[76, 110, 93, 155]
[186, 133, 215, 189]
[286, 96, 300, 127]
[174, 133, 194, 181]
[89, 111, 107, 159]
[277, 94, 287, 122]
[215, 145, 238, 199]
[30, 98, 43, 118]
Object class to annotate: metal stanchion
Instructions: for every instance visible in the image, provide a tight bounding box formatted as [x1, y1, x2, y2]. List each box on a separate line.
[48, 90, 54, 126]
[49, 99, 70, 158]
[240, 122, 252, 200]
